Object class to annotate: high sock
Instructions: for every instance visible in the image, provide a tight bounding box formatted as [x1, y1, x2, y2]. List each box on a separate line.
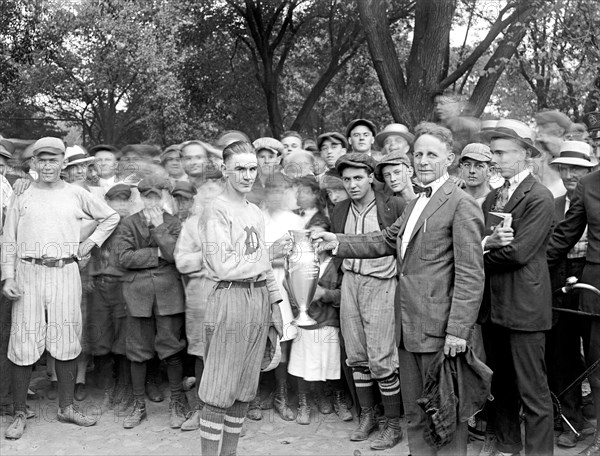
[130, 361, 147, 400]
[352, 366, 375, 409]
[165, 352, 183, 399]
[377, 373, 402, 419]
[55, 358, 77, 409]
[297, 378, 311, 395]
[11, 363, 33, 413]
[221, 401, 248, 456]
[200, 404, 225, 455]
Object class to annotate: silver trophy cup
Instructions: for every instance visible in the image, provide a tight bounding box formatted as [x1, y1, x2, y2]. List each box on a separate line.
[285, 230, 319, 327]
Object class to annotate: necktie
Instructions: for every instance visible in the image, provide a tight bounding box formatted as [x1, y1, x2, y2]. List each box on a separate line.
[414, 185, 432, 198]
[492, 179, 511, 212]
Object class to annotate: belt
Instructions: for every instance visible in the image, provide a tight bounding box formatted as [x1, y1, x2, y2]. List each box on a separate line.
[216, 280, 267, 290]
[21, 257, 77, 268]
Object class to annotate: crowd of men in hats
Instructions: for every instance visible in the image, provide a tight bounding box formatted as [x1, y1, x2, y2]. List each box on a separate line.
[0, 99, 599, 456]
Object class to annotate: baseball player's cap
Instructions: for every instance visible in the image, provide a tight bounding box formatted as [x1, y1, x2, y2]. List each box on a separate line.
[171, 181, 197, 198]
[137, 175, 169, 197]
[32, 137, 66, 156]
[460, 143, 493, 163]
[335, 152, 377, 175]
[317, 132, 348, 150]
[105, 183, 132, 200]
[0, 139, 15, 159]
[374, 151, 413, 181]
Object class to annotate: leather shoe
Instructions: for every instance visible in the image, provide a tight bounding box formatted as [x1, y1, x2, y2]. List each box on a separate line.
[181, 409, 201, 431]
[57, 404, 97, 427]
[5, 411, 27, 440]
[350, 407, 377, 441]
[370, 416, 403, 450]
[123, 400, 147, 429]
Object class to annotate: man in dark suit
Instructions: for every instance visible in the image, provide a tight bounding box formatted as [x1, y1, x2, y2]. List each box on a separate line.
[329, 153, 405, 450]
[315, 123, 485, 455]
[548, 159, 600, 456]
[545, 141, 596, 448]
[480, 119, 555, 456]
[117, 175, 187, 430]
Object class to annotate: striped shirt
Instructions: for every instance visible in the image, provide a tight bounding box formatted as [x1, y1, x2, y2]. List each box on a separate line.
[342, 199, 396, 279]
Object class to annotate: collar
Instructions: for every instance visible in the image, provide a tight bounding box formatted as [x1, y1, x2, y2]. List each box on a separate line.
[423, 173, 450, 198]
[507, 169, 530, 188]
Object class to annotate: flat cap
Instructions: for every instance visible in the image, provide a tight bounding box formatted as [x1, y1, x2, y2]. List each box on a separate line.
[345, 119, 377, 139]
[253, 137, 284, 156]
[460, 143, 492, 163]
[317, 132, 348, 150]
[335, 152, 377, 175]
[137, 175, 169, 197]
[32, 137, 66, 156]
[171, 181, 198, 198]
[105, 183, 132, 200]
[374, 151, 412, 181]
[0, 139, 15, 159]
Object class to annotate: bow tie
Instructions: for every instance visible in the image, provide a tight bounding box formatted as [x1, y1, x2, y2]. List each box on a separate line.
[414, 185, 432, 198]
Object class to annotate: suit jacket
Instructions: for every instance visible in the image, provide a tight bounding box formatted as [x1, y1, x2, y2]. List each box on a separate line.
[480, 173, 554, 331]
[330, 190, 406, 234]
[117, 211, 185, 317]
[336, 180, 485, 353]
[548, 170, 600, 265]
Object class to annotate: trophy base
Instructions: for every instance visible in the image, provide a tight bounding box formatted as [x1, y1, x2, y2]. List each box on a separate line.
[293, 313, 317, 327]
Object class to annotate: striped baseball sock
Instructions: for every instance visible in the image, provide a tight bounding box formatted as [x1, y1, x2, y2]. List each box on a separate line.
[200, 404, 225, 455]
[221, 401, 248, 456]
[377, 373, 401, 419]
[352, 367, 375, 409]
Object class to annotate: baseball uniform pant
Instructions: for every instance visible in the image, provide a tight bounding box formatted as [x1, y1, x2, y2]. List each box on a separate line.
[9, 261, 82, 366]
[199, 285, 270, 409]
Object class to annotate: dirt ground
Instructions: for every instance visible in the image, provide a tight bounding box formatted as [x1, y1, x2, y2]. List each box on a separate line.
[0, 371, 595, 456]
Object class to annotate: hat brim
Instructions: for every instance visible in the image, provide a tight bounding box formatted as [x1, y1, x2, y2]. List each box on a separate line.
[172, 190, 195, 198]
[66, 157, 95, 167]
[481, 130, 542, 158]
[139, 188, 164, 197]
[33, 147, 65, 156]
[106, 190, 132, 200]
[375, 131, 415, 148]
[460, 153, 492, 163]
[550, 157, 595, 168]
[0, 149, 12, 159]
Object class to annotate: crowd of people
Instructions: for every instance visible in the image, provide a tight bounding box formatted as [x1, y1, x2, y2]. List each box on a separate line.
[0, 97, 599, 456]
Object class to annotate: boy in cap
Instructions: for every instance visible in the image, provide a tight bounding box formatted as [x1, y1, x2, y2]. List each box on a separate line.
[171, 181, 197, 223]
[458, 143, 494, 206]
[2, 137, 119, 439]
[317, 132, 348, 179]
[161, 144, 187, 185]
[88, 182, 134, 414]
[329, 152, 405, 449]
[346, 119, 377, 155]
[374, 151, 416, 203]
[116, 175, 187, 429]
[248, 137, 283, 206]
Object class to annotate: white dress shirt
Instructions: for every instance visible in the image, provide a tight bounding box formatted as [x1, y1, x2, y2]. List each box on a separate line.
[401, 173, 449, 258]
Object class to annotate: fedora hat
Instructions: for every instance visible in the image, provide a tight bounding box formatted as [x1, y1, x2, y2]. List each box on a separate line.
[551, 141, 595, 168]
[481, 119, 542, 158]
[375, 123, 415, 148]
[65, 145, 95, 167]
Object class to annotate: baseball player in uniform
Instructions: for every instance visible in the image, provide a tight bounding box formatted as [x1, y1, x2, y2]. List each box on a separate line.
[198, 141, 283, 456]
[1, 137, 119, 440]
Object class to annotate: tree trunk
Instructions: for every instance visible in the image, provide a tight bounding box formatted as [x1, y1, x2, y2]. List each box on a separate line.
[357, 0, 410, 124]
[404, 0, 457, 125]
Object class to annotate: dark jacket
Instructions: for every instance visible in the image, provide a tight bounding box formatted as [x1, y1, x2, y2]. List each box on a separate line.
[480, 173, 555, 331]
[117, 211, 185, 317]
[548, 170, 600, 265]
[416, 348, 493, 449]
[331, 190, 405, 234]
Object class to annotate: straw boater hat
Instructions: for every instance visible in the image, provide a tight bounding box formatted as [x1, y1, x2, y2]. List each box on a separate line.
[375, 123, 415, 148]
[481, 119, 542, 158]
[65, 145, 95, 167]
[550, 141, 595, 168]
